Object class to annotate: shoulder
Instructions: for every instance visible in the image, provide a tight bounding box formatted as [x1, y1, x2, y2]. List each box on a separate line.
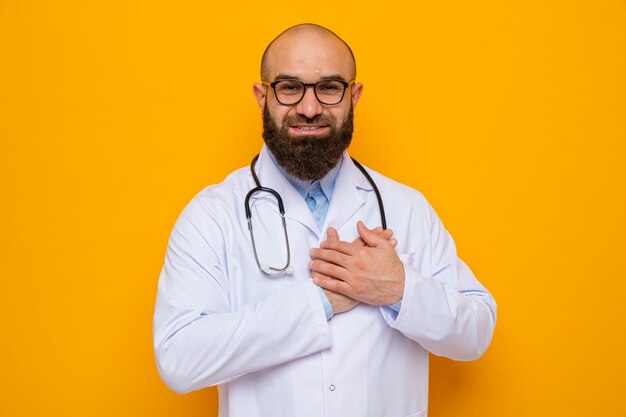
[357, 161, 429, 208]
[353, 160, 438, 230]
[177, 165, 253, 227]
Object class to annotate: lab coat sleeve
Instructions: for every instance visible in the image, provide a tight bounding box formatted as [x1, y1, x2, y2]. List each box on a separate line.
[380, 199, 497, 361]
[153, 204, 331, 394]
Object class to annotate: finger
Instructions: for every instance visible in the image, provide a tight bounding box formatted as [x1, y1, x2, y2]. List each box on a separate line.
[351, 226, 386, 246]
[352, 235, 397, 249]
[326, 227, 339, 242]
[378, 228, 394, 241]
[317, 240, 360, 256]
[312, 272, 353, 296]
[310, 247, 351, 265]
[309, 258, 351, 282]
[356, 221, 388, 248]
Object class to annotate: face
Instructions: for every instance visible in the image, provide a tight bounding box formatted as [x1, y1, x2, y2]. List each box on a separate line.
[253, 31, 363, 180]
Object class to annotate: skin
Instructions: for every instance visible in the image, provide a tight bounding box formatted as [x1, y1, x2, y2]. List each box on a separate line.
[319, 225, 401, 313]
[252, 28, 362, 138]
[311, 223, 404, 311]
[252, 26, 405, 314]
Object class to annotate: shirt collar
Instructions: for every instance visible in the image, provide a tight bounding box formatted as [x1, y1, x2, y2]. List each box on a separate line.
[266, 149, 342, 202]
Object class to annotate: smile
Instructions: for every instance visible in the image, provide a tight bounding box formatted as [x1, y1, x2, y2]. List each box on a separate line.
[298, 126, 320, 130]
[289, 125, 330, 135]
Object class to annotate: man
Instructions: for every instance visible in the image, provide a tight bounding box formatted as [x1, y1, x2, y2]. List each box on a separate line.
[153, 24, 496, 417]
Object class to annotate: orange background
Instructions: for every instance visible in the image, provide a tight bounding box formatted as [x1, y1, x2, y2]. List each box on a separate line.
[2, 1, 625, 416]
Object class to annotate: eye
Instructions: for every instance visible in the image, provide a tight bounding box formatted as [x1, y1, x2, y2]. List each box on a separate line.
[275, 81, 303, 95]
[317, 81, 343, 94]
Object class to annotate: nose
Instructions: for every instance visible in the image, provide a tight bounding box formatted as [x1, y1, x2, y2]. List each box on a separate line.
[294, 86, 323, 119]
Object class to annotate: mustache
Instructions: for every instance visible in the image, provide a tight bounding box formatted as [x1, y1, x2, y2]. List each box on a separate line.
[284, 114, 335, 126]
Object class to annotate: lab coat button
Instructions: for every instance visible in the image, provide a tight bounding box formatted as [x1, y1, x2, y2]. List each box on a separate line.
[329, 384, 335, 391]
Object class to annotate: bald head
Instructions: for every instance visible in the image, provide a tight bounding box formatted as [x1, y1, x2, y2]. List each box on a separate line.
[260, 24, 356, 81]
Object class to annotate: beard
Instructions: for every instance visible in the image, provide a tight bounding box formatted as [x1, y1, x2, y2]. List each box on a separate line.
[262, 105, 354, 181]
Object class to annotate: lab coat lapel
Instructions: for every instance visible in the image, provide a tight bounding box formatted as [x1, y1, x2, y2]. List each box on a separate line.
[324, 153, 372, 234]
[253, 147, 320, 236]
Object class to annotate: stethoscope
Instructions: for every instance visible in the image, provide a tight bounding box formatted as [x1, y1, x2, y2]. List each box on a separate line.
[244, 154, 387, 277]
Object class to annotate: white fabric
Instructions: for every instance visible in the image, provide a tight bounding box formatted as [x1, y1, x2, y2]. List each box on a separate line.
[153, 146, 497, 417]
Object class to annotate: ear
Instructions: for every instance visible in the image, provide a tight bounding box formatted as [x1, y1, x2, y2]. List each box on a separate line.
[351, 82, 363, 108]
[252, 83, 267, 112]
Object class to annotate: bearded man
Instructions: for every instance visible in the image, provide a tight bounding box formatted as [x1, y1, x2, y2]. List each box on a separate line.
[153, 24, 496, 417]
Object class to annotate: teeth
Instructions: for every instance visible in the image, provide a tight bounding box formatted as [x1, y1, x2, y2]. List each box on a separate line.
[298, 126, 320, 130]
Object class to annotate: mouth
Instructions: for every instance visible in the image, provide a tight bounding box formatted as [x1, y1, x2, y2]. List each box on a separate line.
[289, 125, 330, 136]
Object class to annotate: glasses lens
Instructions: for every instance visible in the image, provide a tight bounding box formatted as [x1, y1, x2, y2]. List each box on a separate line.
[274, 81, 305, 105]
[315, 80, 346, 105]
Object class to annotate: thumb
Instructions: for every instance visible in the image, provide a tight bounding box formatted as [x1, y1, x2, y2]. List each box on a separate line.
[357, 221, 384, 247]
[326, 227, 339, 242]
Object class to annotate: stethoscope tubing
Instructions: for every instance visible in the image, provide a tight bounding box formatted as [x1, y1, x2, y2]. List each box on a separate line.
[245, 153, 387, 277]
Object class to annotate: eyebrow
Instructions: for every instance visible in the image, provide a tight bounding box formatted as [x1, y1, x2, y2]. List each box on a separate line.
[273, 73, 349, 82]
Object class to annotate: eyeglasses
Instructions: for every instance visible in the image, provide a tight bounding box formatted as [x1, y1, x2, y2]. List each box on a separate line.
[262, 79, 355, 106]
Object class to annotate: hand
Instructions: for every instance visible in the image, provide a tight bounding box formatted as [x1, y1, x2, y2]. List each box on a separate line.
[352, 226, 398, 248]
[316, 226, 397, 315]
[318, 228, 359, 315]
[310, 221, 405, 306]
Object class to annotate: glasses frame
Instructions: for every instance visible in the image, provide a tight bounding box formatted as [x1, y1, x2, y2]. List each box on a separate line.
[262, 79, 356, 106]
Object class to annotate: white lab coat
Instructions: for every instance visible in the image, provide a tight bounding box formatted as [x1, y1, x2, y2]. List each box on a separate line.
[153, 146, 496, 417]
